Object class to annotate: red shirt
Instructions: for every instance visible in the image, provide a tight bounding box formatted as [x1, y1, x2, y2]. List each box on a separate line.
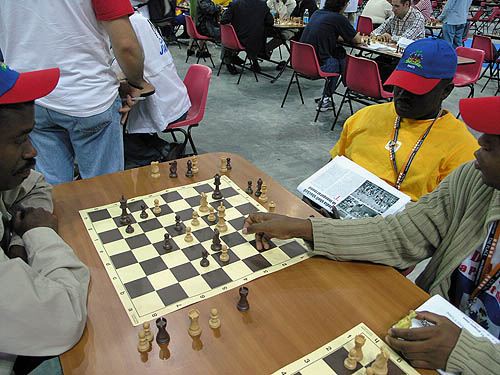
[92, 0, 134, 21]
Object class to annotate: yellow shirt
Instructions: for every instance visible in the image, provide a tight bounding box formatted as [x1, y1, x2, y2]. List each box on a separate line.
[329, 102, 478, 201]
[214, 0, 232, 6]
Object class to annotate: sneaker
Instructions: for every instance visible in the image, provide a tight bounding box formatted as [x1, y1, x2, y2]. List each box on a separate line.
[227, 64, 239, 75]
[187, 48, 196, 57]
[319, 98, 333, 112]
[231, 55, 245, 66]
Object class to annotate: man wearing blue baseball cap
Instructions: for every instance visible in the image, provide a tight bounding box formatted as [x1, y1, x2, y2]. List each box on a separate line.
[0, 63, 90, 374]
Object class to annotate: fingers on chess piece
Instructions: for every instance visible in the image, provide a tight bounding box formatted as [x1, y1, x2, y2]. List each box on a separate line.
[153, 199, 161, 214]
[140, 203, 148, 219]
[395, 310, 417, 329]
[219, 244, 229, 263]
[209, 308, 221, 329]
[186, 160, 194, 178]
[220, 157, 227, 173]
[268, 201, 276, 213]
[237, 286, 249, 311]
[143, 322, 154, 342]
[188, 309, 202, 337]
[138, 330, 150, 353]
[163, 232, 173, 251]
[156, 317, 170, 345]
[199, 192, 209, 212]
[151, 161, 160, 178]
[169, 160, 178, 178]
[200, 248, 210, 267]
[192, 155, 199, 174]
[343, 347, 358, 370]
[245, 180, 253, 195]
[184, 226, 193, 242]
[259, 182, 268, 203]
[255, 178, 263, 197]
[207, 206, 216, 223]
[191, 210, 200, 226]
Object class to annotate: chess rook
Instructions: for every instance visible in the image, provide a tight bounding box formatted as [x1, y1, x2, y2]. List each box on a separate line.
[188, 309, 202, 336]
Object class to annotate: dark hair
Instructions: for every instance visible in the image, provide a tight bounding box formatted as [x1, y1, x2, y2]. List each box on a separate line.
[0, 101, 34, 127]
[396, 0, 411, 5]
[324, 0, 349, 12]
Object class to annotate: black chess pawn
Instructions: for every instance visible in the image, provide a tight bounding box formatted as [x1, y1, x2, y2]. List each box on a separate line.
[185, 160, 194, 178]
[163, 233, 172, 251]
[169, 161, 178, 178]
[211, 228, 222, 251]
[255, 178, 263, 197]
[245, 180, 253, 195]
[125, 216, 134, 233]
[174, 214, 183, 233]
[200, 249, 209, 267]
[140, 203, 148, 219]
[237, 286, 249, 311]
[156, 317, 170, 345]
[212, 173, 223, 200]
[226, 157, 232, 170]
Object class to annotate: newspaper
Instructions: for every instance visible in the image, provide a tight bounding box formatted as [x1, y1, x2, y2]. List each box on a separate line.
[297, 156, 411, 219]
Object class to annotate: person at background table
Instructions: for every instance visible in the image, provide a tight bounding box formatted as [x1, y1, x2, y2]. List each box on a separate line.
[197, 0, 223, 44]
[265, 0, 297, 60]
[243, 97, 500, 375]
[437, 0, 473, 48]
[361, 0, 393, 29]
[372, 0, 425, 42]
[220, 0, 274, 73]
[412, 0, 431, 20]
[0, 0, 148, 186]
[344, 0, 358, 25]
[291, 0, 319, 18]
[300, 0, 364, 111]
[328, 38, 477, 202]
[0, 65, 90, 375]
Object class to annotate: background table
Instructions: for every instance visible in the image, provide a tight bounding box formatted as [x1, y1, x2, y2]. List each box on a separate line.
[55, 152, 434, 374]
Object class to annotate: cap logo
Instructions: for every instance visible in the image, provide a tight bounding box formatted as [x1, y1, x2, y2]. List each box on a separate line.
[404, 50, 424, 69]
[0, 62, 8, 72]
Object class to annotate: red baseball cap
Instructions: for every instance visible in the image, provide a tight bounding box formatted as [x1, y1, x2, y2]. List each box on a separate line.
[460, 96, 500, 135]
[0, 62, 59, 105]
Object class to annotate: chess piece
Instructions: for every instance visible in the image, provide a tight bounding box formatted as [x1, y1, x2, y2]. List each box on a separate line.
[259, 182, 268, 203]
[367, 347, 389, 375]
[184, 226, 193, 242]
[255, 178, 263, 197]
[191, 211, 200, 226]
[237, 286, 249, 311]
[191, 155, 199, 174]
[138, 330, 150, 353]
[211, 228, 222, 251]
[212, 174, 223, 200]
[226, 157, 232, 170]
[163, 233, 172, 251]
[353, 334, 365, 362]
[199, 192, 209, 213]
[216, 202, 227, 233]
[268, 201, 276, 213]
[140, 203, 148, 219]
[188, 309, 202, 336]
[143, 322, 154, 342]
[174, 214, 183, 233]
[245, 180, 253, 195]
[125, 216, 134, 233]
[219, 244, 229, 263]
[119, 194, 128, 225]
[343, 347, 358, 370]
[209, 308, 221, 329]
[186, 160, 194, 178]
[151, 161, 160, 178]
[156, 317, 170, 345]
[219, 157, 227, 173]
[169, 160, 178, 178]
[395, 310, 417, 329]
[207, 206, 216, 223]
[200, 248, 209, 267]
[153, 199, 161, 214]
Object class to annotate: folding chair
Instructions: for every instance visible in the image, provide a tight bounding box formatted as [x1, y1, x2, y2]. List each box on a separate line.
[477, 6, 500, 34]
[356, 16, 374, 35]
[468, 9, 485, 32]
[471, 34, 500, 92]
[184, 15, 216, 68]
[454, 47, 485, 117]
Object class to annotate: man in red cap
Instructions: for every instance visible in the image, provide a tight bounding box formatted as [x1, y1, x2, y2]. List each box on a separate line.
[242, 95, 500, 374]
[0, 63, 90, 374]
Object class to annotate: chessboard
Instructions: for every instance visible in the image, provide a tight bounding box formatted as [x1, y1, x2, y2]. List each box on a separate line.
[80, 176, 310, 326]
[273, 323, 420, 375]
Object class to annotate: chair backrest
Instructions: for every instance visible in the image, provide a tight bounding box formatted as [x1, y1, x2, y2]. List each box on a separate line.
[289, 40, 322, 78]
[183, 64, 212, 124]
[344, 54, 385, 98]
[220, 24, 245, 51]
[471, 9, 484, 21]
[185, 15, 203, 40]
[472, 34, 495, 61]
[357, 16, 374, 35]
[454, 47, 486, 84]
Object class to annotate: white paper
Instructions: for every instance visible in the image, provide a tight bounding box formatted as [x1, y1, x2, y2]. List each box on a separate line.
[365, 42, 397, 51]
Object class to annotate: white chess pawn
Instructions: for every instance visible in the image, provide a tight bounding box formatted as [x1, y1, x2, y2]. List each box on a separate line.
[153, 199, 161, 214]
[219, 157, 227, 173]
[191, 211, 200, 226]
[184, 226, 193, 242]
[143, 322, 153, 342]
[209, 308, 221, 329]
[207, 206, 216, 223]
[192, 155, 199, 174]
[259, 182, 268, 203]
[138, 330, 150, 353]
[268, 201, 276, 213]
[219, 244, 229, 263]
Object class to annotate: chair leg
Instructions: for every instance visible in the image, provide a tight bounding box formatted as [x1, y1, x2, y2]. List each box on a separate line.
[203, 42, 216, 68]
[296, 74, 304, 105]
[347, 93, 354, 115]
[281, 72, 295, 108]
[331, 89, 349, 131]
[237, 55, 247, 85]
[187, 125, 199, 155]
[314, 92, 326, 122]
[217, 59, 224, 76]
[468, 84, 475, 98]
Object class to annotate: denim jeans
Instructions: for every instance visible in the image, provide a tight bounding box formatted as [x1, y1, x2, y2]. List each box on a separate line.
[320, 56, 345, 97]
[442, 23, 466, 49]
[32, 95, 123, 185]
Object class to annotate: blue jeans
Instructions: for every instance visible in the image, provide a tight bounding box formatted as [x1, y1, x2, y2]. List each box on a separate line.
[32, 96, 124, 185]
[442, 23, 466, 49]
[320, 56, 345, 97]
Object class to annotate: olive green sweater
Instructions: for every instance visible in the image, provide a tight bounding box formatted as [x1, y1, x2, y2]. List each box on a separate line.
[310, 161, 500, 375]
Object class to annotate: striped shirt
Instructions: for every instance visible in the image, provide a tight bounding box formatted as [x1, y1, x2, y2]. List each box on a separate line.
[372, 6, 425, 42]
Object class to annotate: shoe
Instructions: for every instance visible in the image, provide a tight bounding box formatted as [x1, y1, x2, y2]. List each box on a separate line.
[187, 48, 195, 57]
[251, 60, 261, 73]
[231, 55, 245, 66]
[227, 64, 239, 75]
[196, 50, 211, 58]
[276, 60, 287, 70]
[319, 98, 333, 112]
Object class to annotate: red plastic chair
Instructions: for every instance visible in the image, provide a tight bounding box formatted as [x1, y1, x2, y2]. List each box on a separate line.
[471, 34, 500, 92]
[281, 40, 340, 122]
[453, 47, 485, 99]
[356, 16, 374, 35]
[468, 9, 485, 32]
[478, 6, 500, 33]
[217, 24, 258, 84]
[332, 54, 393, 130]
[184, 15, 216, 68]
[163, 64, 212, 155]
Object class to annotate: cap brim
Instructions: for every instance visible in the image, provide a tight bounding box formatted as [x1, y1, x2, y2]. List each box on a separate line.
[0, 68, 59, 105]
[384, 70, 440, 95]
[460, 97, 500, 135]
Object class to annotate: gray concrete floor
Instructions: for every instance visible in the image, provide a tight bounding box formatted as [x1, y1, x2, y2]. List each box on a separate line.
[166, 38, 498, 197]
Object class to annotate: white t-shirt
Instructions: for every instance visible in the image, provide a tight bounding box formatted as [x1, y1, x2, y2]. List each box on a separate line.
[345, 0, 358, 13]
[115, 12, 191, 133]
[0, 0, 131, 117]
[361, 0, 393, 25]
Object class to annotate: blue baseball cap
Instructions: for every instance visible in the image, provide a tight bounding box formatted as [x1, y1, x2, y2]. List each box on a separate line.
[385, 38, 457, 95]
[0, 62, 59, 105]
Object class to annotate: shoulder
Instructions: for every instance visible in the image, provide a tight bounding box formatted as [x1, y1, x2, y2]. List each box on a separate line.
[411, 7, 425, 21]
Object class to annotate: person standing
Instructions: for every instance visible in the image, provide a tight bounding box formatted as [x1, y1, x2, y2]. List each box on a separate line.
[438, 0, 473, 48]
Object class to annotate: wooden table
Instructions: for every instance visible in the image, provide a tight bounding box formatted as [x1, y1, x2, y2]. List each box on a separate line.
[55, 152, 433, 374]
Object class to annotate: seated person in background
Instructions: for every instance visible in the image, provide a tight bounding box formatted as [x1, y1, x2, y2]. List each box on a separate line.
[243, 95, 500, 375]
[220, 0, 274, 73]
[197, 0, 223, 43]
[372, 0, 425, 42]
[412, 0, 431, 20]
[300, 0, 363, 111]
[290, 0, 318, 18]
[113, 11, 191, 168]
[330, 39, 477, 202]
[361, 0, 392, 29]
[0, 64, 90, 375]
[265, 0, 297, 60]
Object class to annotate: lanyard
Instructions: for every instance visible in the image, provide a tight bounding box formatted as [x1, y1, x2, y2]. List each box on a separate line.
[396, 7, 412, 36]
[469, 221, 500, 301]
[389, 110, 442, 190]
